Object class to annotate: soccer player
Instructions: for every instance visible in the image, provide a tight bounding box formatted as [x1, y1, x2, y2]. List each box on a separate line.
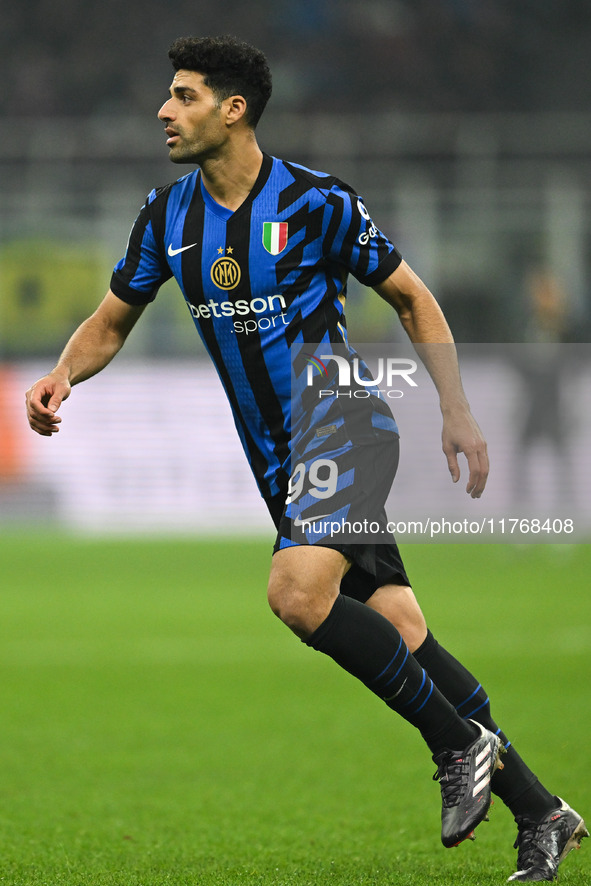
[25, 35, 586, 881]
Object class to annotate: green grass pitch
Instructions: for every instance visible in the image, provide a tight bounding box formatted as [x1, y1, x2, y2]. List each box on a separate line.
[0, 537, 589, 885]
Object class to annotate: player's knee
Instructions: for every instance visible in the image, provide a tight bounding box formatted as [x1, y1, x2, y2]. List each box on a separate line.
[266, 574, 286, 620]
[397, 611, 428, 653]
[267, 573, 334, 639]
[366, 584, 427, 652]
[267, 575, 310, 635]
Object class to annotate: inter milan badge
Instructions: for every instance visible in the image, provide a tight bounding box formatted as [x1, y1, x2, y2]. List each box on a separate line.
[262, 222, 288, 255]
[211, 255, 241, 290]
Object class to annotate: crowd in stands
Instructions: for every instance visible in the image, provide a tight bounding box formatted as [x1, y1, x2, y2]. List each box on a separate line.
[4, 0, 590, 118]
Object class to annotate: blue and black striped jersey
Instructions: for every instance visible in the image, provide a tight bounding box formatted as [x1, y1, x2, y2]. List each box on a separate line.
[110, 153, 402, 499]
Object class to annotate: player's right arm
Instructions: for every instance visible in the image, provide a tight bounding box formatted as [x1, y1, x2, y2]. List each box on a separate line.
[25, 289, 146, 436]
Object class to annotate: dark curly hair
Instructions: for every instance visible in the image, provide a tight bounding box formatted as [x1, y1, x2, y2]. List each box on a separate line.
[168, 35, 272, 128]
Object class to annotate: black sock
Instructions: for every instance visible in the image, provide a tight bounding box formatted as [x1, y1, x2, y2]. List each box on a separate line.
[413, 630, 557, 820]
[306, 595, 477, 754]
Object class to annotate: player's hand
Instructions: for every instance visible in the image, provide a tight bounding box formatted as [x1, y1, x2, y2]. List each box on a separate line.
[441, 406, 489, 498]
[25, 372, 71, 436]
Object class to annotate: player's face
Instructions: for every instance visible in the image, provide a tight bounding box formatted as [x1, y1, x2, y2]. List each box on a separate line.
[157, 70, 226, 164]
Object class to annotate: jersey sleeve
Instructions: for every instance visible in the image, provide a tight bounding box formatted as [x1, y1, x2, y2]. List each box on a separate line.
[110, 190, 173, 305]
[322, 181, 402, 286]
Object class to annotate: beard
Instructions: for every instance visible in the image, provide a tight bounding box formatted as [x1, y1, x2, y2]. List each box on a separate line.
[168, 140, 200, 164]
[166, 118, 225, 165]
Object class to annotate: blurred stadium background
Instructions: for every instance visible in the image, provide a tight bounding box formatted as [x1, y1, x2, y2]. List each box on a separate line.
[1, 6, 590, 884]
[1, 0, 590, 535]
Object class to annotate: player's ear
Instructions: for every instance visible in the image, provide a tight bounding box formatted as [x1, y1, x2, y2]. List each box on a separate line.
[224, 95, 248, 126]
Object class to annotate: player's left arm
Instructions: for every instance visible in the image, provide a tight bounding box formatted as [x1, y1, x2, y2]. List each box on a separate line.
[373, 259, 489, 498]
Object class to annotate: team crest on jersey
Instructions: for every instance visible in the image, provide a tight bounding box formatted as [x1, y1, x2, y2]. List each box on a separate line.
[262, 222, 288, 255]
[211, 256, 241, 290]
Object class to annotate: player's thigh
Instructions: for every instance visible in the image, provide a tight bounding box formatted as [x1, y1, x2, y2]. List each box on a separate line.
[267, 544, 351, 637]
[365, 583, 427, 652]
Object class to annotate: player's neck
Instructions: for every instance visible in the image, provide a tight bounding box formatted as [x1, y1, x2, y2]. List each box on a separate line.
[199, 136, 264, 212]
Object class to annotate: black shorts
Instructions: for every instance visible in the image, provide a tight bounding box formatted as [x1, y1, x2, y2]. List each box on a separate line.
[265, 437, 411, 604]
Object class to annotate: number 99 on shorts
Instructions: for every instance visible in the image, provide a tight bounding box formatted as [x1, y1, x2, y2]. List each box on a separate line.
[286, 459, 338, 504]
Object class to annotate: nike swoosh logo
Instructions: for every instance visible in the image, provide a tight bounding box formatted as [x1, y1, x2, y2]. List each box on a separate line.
[293, 514, 331, 528]
[383, 678, 408, 702]
[167, 242, 198, 257]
